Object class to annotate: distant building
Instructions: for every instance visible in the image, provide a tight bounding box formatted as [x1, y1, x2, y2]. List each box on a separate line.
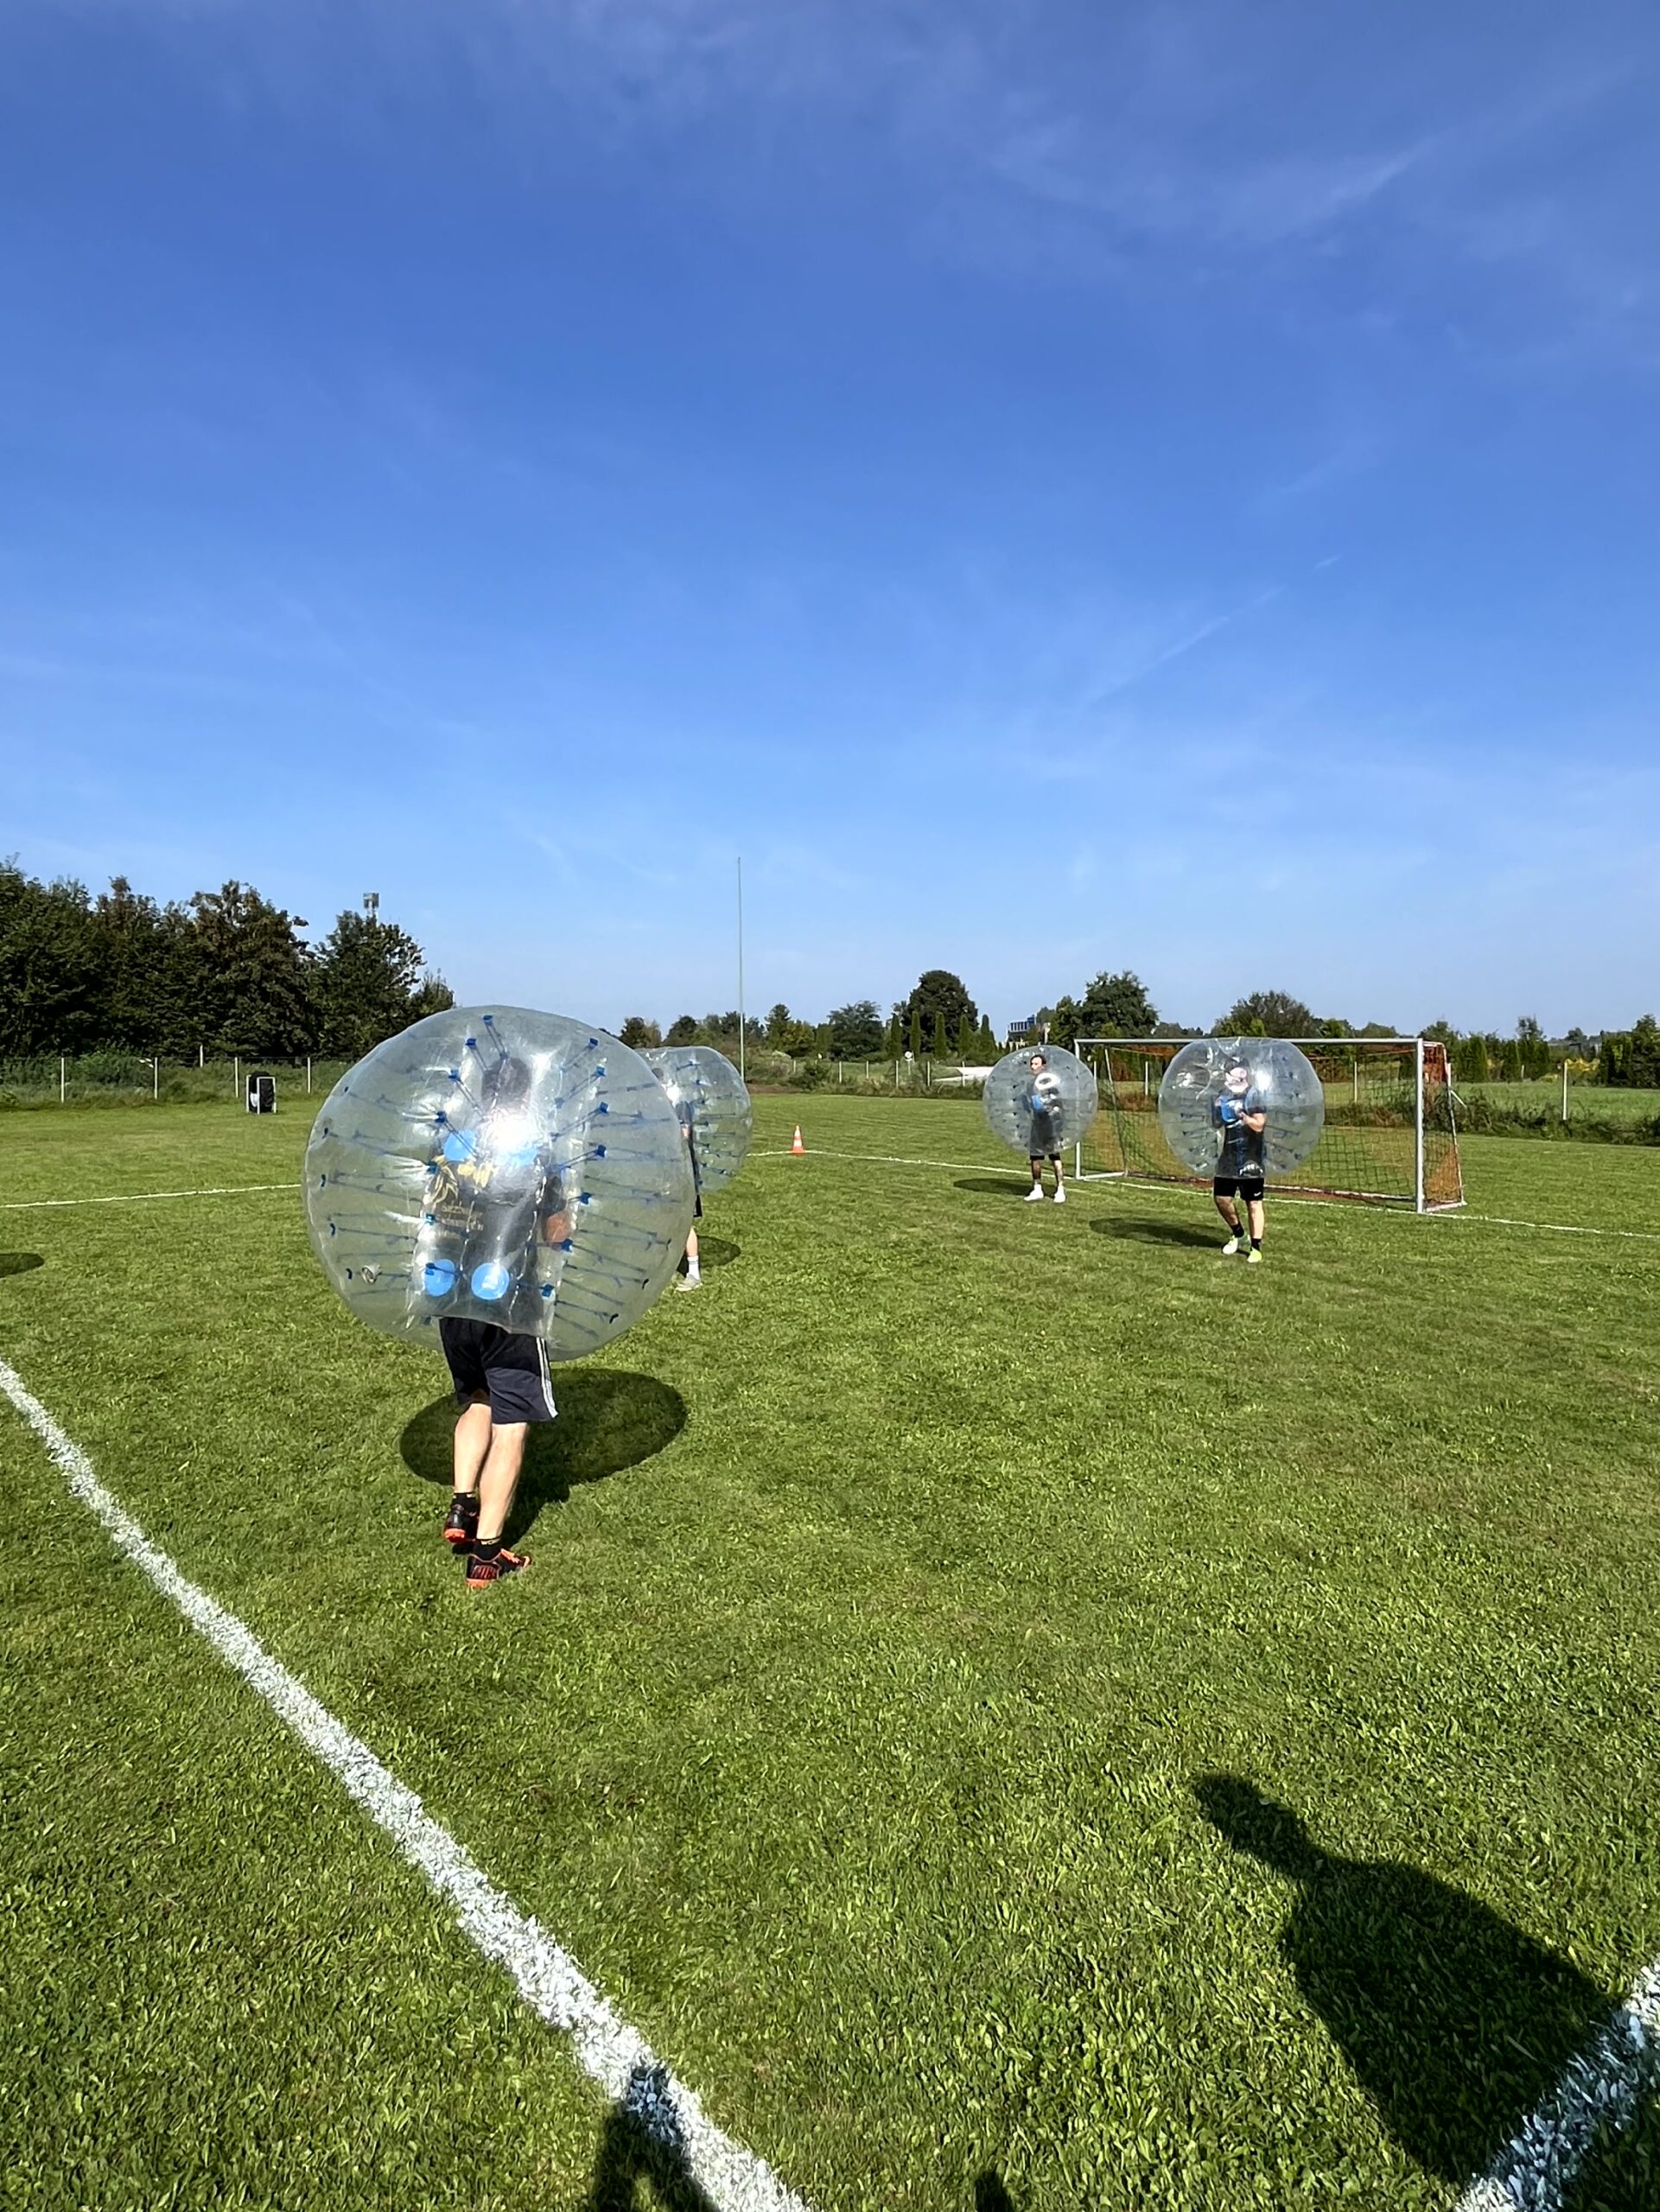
[1005, 1015, 1049, 1047]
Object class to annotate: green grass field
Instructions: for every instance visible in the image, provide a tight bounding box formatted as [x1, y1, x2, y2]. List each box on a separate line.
[2, 1098, 1657, 2210]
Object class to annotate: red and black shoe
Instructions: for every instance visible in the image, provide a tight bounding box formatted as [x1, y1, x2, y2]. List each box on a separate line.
[465, 1542, 530, 1589]
[443, 1492, 480, 1549]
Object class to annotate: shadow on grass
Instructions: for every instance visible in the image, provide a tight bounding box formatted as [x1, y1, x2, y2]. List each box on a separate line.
[689, 1235, 741, 1269]
[582, 2063, 718, 2209]
[1196, 1775, 1613, 2186]
[399, 1370, 687, 1539]
[974, 2174, 1018, 2209]
[0, 1252, 44, 1280]
[1088, 1216, 1220, 1250]
[952, 1176, 1040, 1201]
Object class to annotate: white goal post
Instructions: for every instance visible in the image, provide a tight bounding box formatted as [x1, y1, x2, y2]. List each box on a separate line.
[1072, 1036, 1465, 1213]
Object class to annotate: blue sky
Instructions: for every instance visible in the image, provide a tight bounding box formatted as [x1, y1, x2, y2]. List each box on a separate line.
[3, 1, 1657, 1035]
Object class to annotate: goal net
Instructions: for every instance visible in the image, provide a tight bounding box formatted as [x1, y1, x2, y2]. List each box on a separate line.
[1074, 1038, 1464, 1212]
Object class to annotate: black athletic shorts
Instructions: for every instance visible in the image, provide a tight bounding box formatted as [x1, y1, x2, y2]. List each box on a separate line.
[438, 1319, 557, 1426]
[1213, 1174, 1265, 1202]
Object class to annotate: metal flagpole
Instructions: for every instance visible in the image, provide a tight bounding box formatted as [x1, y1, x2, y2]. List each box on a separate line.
[736, 857, 745, 1083]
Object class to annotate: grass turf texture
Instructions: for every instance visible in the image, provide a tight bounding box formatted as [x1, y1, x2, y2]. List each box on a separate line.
[2, 1099, 1657, 2211]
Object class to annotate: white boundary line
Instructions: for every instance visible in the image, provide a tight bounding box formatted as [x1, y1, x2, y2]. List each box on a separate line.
[1454, 1959, 1660, 2210]
[1, 1183, 294, 1211]
[754, 1148, 1660, 1244]
[0, 1355, 811, 2212]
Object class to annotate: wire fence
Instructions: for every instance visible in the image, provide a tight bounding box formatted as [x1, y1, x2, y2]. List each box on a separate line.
[0, 1054, 353, 1109]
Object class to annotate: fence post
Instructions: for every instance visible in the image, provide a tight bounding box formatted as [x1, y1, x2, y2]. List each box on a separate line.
[307, 1058, 312, 1094]
[1561, 1059, 1569, 1125]
[234, 1054, 239, 1102]
[60, 1055, 66, 1103]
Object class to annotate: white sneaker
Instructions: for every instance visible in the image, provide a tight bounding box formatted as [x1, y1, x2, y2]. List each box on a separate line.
[1052, 1186, 1066, 1205]
[1024, 1185, 1045, 1202]
[1246, 1247, 1262, 1265]
[1222, 1236, 1241, 1255]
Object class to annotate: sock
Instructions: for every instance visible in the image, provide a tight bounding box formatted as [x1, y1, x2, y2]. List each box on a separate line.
[473, 1536, 502, 1563]
[1250, 1237, 1262, 1250]
[685, 1261, 701, 1282]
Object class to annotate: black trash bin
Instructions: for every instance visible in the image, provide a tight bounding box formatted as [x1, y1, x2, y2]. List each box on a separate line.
[246, 1073, 277, 1115]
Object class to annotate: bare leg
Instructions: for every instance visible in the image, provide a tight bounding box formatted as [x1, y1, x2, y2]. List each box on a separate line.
[1247, 1196, 1265, 1245]
[1215, 1192, 1241, 1234]
[1029, 1157, 1043, 1187]
[677, 1226, 703, 1287]
[1051, 1155, 1065, 1195]
[476, 1422, 529, 1545]
[453, 1397, 492, 1497]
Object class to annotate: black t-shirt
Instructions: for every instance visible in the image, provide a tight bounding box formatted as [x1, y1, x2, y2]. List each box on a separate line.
[1213, 1085, 1266, 1177]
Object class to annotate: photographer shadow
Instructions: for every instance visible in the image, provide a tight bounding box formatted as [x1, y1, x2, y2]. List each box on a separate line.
[582, 2063, 716, 2211]
[1195, 1776, 1615, 2187]
[0, 1253, 44, 1280]
[399, 1368, 686, 1543]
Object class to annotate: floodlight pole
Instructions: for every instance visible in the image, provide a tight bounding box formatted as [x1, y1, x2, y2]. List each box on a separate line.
[736, 856, 745, 1084]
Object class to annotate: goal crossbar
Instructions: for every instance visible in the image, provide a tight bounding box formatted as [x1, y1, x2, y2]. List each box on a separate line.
[1072, 1036, 1465, 1213]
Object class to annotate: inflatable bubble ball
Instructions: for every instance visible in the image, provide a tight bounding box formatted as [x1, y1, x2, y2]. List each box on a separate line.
[304, 1007, 695, 1360]
[983, 1043, 1099, 1159]
[643, 1045, 753, 1199]
[1156, 1038, 1326, 1179]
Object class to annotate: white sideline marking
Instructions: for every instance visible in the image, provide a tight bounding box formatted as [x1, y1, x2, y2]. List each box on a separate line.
[0, 1355, 811, 2212]
[1453, 1960, 1660, 2210]
[755, 1148, 1660, 1244]
[1, 1183, 294, 1211]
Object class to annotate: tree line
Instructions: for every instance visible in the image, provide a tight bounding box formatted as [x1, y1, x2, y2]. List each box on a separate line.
[0, 861, 453, 1062]
[620, 969, 1659, 1091]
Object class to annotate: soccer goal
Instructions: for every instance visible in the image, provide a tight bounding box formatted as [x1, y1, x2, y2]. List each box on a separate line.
[1074, 1038, 1465, 1212]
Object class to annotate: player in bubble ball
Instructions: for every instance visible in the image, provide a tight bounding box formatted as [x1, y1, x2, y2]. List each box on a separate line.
[1022, 1051, 1068, 1205]
[420, 1054, 570, 1585]
[1212, 1055, 1267, 1262]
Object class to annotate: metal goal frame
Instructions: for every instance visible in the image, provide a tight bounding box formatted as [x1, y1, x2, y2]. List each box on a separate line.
[1072, 1036, 1465, 1213]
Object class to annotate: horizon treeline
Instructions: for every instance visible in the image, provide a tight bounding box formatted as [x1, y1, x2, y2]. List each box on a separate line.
[0, 861, 453, 1062]
[623, 971, 1657, 1089]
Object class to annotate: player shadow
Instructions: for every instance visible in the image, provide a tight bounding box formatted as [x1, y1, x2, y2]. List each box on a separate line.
[974, 2173, 1018, 2209]
[582, 2063, 719, 2210]
[952, 1176, 1041, 1201]
[1195, 1776, 1612, 2186]
[0, 1252, 44, 1280]
[1087, 1216, 1218, 1250]
[398, 1370, 687, 1537]
[689, 1235, 741, 1269]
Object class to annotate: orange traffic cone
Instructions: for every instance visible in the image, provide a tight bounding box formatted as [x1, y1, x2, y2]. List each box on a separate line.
[791, 1124, 805, 1154]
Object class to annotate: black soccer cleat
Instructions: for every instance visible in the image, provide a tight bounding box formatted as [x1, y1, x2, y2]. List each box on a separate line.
[465, 1543, 530, 1589]
[443, 1492, 480, 1548]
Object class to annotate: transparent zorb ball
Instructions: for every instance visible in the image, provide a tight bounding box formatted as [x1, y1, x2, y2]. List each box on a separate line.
[983, 1044, 1098, 1157]
[643, 1045, 753, 1200]
[1156, 1037, 1326, 1178]
[304, 1007, 695, 1360]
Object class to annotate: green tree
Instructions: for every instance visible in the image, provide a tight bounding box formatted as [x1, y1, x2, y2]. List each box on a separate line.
[1498, 1038, 1523, 1082]
[976, 1015, 999, 1061]
[0, 862, 103, 1054]
[1215, 988, 1318, 1037]
[1452, 1034, 1490, 1086]
[187, 881, 314, 1057]
[665, 1014, 699, 1046]
[907, 1006, 922, 1058]
[827, 1000, 883, 1058]
[618, 1016, 661, 1049]
[312, 907, 438, 1060]
[1050, 995, 1083, 1050]
[883, 1010, 902, 1060]
[931, 1010, 949, 1059]
[1077, 969, 1158, 1037]
[900, 969, 976, 1042]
